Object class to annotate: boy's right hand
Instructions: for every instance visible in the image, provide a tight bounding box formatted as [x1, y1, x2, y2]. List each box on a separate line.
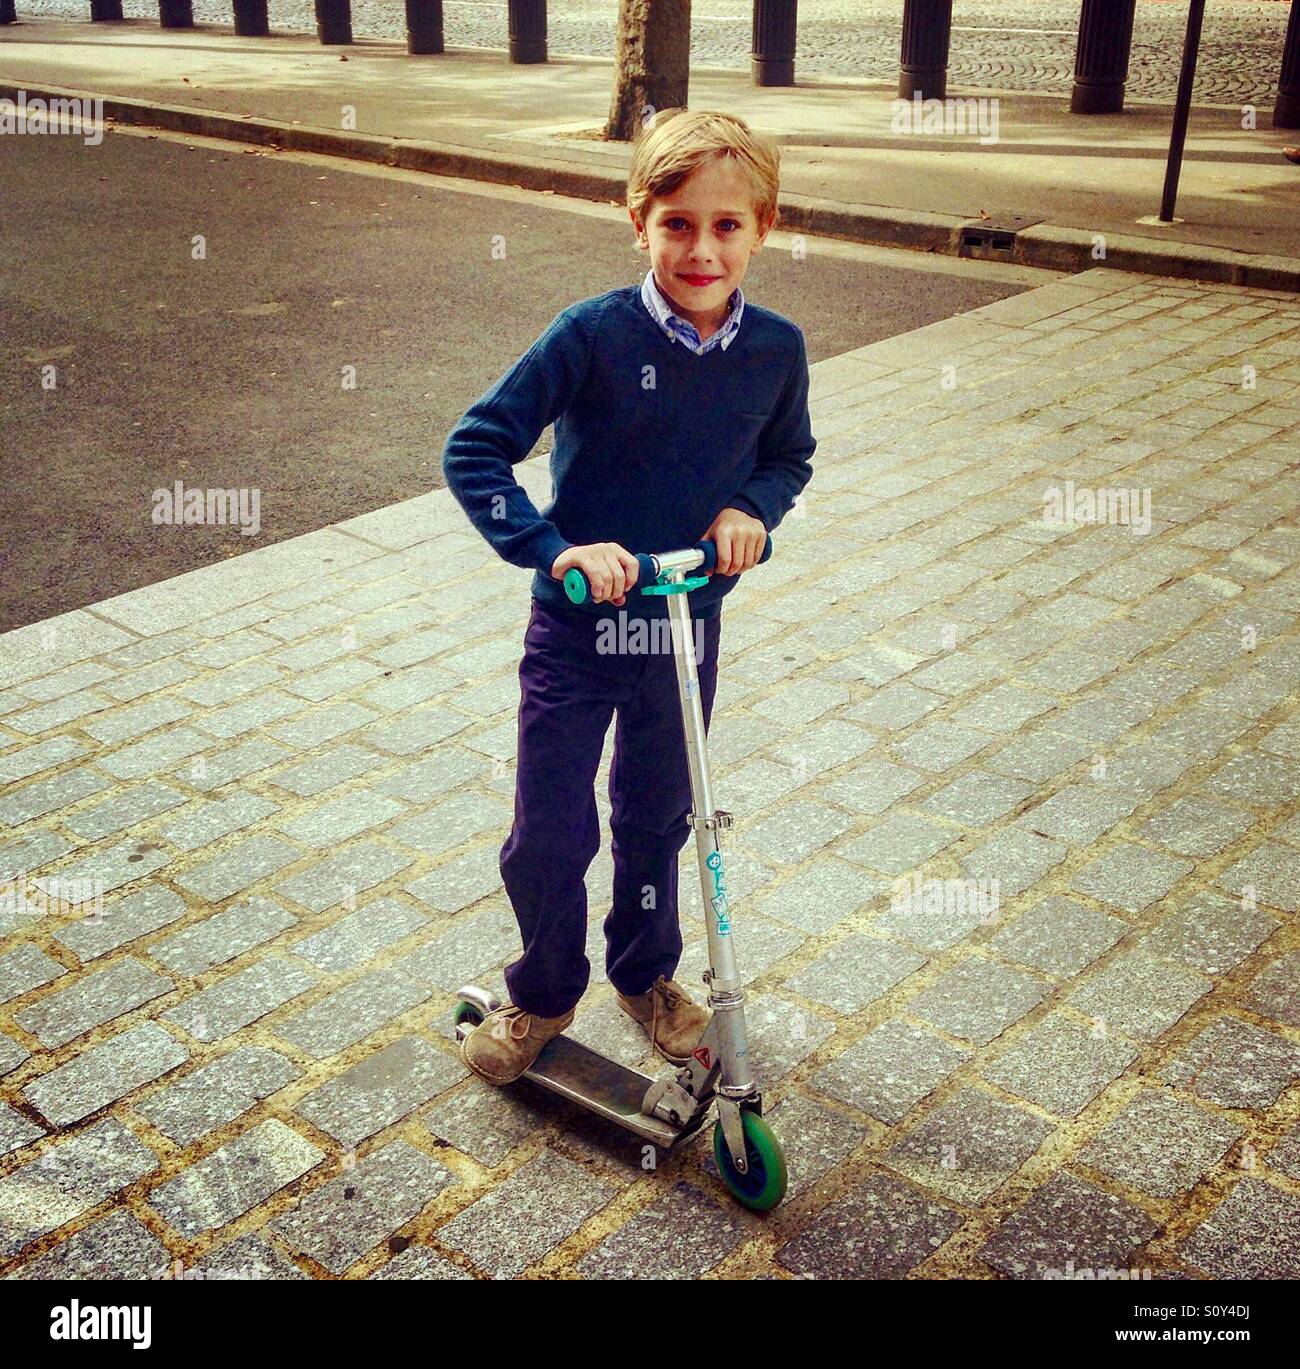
[550, 543, 640, 606]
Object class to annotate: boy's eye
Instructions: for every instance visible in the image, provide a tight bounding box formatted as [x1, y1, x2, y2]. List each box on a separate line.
[664, 218, 741, 231]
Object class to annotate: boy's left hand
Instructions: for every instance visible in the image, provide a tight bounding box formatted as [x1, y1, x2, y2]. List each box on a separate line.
[701, 507, 767, 577]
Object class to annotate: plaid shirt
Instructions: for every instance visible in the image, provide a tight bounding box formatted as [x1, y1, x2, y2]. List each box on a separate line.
[640, 269, 746, 355]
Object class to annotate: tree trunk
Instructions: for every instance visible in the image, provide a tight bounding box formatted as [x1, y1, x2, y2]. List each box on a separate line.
[606, 0, 691, 141]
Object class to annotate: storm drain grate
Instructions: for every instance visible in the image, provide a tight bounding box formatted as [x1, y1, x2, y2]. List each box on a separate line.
[958, 213, 1045, 259]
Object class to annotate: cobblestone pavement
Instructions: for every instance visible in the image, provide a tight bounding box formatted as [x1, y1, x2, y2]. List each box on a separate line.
[14, 1, 1293, 106]
[3, 267, 1300, 1278]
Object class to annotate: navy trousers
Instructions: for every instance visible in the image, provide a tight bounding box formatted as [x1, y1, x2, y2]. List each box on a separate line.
[499, 597, 722, 1018]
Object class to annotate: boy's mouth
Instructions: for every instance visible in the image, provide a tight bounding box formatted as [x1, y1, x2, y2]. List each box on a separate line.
[678, 273, 722, 287]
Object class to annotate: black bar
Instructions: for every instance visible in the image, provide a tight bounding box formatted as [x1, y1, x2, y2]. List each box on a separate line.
[405, 0, 444, 55]
[314, 0, 352, 45]
[0, 0, 16, 22]
[90, 0, 125, 19]
[752, 0, 797, 87]
[507, 0, 546, 63]
[1275, 0, 1300, 129]
[1071, 0, 1137, 114]
[899, 0, 952, 102]
[158, 0, 193, 27]
[1160, 0, 1206, 221]
[231, 0, 268, 36]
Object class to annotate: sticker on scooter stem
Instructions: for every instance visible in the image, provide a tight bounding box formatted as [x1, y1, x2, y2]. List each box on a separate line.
[706, 851, 730, 935]
[692, 1046, 712, 1068]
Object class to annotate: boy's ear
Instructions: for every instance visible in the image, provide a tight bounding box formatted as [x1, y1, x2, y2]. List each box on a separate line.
[752, 207, 777, 251]
[628, 207, 649, 248]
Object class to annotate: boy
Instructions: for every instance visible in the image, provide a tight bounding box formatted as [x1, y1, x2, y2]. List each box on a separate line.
[442, 109, 816, 1085]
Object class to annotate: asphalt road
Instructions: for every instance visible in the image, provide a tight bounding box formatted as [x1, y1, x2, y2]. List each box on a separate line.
[0, 126, 1038, 632]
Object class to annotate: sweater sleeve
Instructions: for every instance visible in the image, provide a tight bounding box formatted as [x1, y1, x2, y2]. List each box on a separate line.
[727, 326, 816, 532]
[441, 306, 592, 577]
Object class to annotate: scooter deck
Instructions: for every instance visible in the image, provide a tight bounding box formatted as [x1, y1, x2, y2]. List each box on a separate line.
[456, 1021, 693, 1148]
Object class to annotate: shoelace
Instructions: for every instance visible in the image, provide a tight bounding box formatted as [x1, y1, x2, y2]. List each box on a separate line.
[651, 977, 684, 1042]
[496, 1006, 534, 1040]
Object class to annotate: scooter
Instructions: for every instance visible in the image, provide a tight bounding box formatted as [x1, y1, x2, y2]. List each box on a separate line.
[454, 536, 787, 1211]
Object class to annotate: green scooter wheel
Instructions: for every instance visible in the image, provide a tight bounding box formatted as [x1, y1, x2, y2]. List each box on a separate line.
[713, 1111, 788, 1212]
[453, 999, 486, 1029]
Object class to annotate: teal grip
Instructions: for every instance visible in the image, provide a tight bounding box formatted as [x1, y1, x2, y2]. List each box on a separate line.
[563, 567, 589, 605]
[561, 537, 774, 605]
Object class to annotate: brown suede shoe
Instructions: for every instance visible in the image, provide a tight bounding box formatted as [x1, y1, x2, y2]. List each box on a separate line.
[616, 975, 710, 1065]
[461, 1003, 576, 1085]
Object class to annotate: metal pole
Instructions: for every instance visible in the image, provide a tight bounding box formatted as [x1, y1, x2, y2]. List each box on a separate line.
[1274, 0, 1300, 129]
[752, 0, 797, 88]
[314, 0, 352, 45]
[158, 0, 193, 26]
[231, 0, 268, 35]
[0, 0, 15, 22]
[405, 0, 444, 55]
[1071, 0, 1137, 114]
[90, 1, 125, 19]
[899, 0, 952, 102]
[507, 0, 546, 63]
[1159, 0, 1205, 223]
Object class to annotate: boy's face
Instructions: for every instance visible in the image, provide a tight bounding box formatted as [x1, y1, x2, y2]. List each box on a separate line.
[630, 154, 774, 335]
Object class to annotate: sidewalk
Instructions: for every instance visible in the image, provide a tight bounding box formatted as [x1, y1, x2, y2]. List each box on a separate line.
[2, 16, 1300, 287]
[2, 268, 1300, 1278]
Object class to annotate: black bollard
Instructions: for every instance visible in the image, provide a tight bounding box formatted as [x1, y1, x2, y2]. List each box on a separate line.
[405, 0, 444, 55]
[508, 0, 546, 64]
[315, 0, 352, 45]
[158, 0, 193, 27]
[232, 0, 269, 36]
[1158, 0, 1205, 221]
[1071, 0, 1137, 114]
[1274, 0, 1300, 128]
[0, 0, 16, 23]
[899, 0, 952, 102]
[90, 1, 125, 19]
[752, 0, 797, 87]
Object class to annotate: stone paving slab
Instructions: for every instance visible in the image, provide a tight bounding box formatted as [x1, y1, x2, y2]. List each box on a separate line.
[147, 1118, 325, 1239]
[0, 1118, 158, 1260]
[5, 1206, 169, 1280]
[776, 1171, 965, 1279]
[21, 1021, 189, 1128]
[979, 1172, 1161, 1280]
[4, 270, 1300, 1278]
[435, 1148, 618, 1280]
[268, 1139, 457, 1275]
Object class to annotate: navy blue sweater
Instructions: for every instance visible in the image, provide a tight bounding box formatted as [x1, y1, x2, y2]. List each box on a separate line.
[441, 284, 816, 620]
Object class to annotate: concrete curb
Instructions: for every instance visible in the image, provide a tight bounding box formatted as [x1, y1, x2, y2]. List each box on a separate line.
[6, 76, 1299, 293]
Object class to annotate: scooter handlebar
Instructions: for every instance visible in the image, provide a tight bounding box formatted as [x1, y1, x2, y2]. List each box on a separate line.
[562, 535, 772, 606]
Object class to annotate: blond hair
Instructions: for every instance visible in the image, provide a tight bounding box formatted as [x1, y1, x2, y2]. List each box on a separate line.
[626, 109, 781, 232]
